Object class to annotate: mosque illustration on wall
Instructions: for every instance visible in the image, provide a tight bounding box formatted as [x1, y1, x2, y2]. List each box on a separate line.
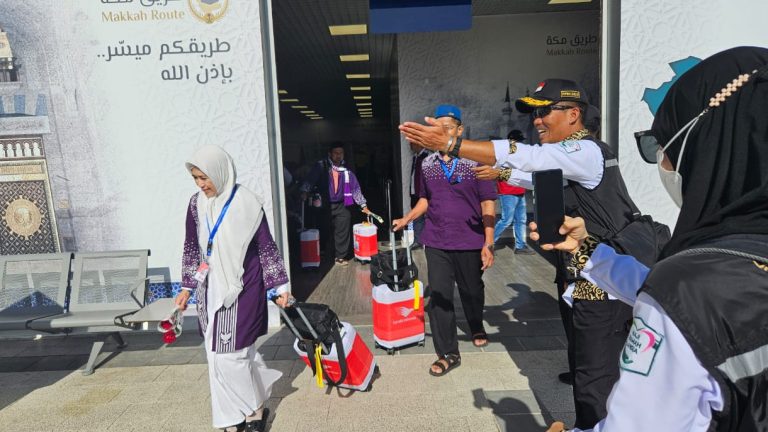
[0, 25, 61, 255]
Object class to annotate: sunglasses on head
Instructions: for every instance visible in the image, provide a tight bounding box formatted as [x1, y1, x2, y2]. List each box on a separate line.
[531, 104, 577, 119]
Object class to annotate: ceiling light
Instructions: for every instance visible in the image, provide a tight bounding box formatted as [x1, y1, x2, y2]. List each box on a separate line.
[300, 110, 316, 114]
[340, 54, 370, 62]
[310, 117, 324, 120]
[350, 86, 371, 91]
[361, 115, 373, 118]
[353, 95, 371, 100]
[280, 98, 299, 102]
[329, 24, 367, 36]
[548, 0, 591, 3]
[356, 102, 372, 106]
[291, 105, 308, 109]
[278, 90, 288, 94]
[346, 74, 370, 79]
[358, 108, 373, 112]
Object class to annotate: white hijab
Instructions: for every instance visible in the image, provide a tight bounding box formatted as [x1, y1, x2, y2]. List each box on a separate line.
[185, 145, 264, 310]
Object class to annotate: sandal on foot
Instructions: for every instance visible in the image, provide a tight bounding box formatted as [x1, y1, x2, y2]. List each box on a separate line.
[429, 354, 461, 377]
[472, 333, 489, 348]
[245, 408, 269, 432]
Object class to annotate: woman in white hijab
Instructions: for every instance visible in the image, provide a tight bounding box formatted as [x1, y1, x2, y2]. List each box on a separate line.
[176, 145, 291, 432]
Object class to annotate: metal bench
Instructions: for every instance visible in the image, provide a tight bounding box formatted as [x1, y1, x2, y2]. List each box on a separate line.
[27, 249, 150, 375]
[0, 253, 72, 331]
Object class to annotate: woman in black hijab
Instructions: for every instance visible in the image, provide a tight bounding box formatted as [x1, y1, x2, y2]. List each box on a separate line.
[537, 46, 768, 432]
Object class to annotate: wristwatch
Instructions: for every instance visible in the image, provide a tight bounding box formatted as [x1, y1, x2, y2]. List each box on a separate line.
[448, 136, 463, 158]
[498, 168, 512, 182]
[485, 243, 494, 254]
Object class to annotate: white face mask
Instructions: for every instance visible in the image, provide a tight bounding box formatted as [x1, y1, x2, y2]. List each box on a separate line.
[655, 113, 702, 208]
[656, 149, 683, 208]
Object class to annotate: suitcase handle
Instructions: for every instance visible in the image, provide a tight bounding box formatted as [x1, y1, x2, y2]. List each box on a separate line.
[277, 303, 330, 355]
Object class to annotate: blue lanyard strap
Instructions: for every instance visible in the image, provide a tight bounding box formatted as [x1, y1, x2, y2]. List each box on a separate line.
[205, 184, 238, 257]
[438, 157, 460, 184]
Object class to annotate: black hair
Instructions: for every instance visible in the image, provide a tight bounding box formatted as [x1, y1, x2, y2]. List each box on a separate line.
[327, 141, 345, 152]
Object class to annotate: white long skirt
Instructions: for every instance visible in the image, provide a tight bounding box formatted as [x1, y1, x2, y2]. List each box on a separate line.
[204, 315, 282, 428]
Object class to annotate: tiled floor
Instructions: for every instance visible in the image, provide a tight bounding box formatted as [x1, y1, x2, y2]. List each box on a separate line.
[0, 238, 575, 431]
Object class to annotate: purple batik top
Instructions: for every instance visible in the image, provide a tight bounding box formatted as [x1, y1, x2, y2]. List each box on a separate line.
[181, 192, 289, 352]
[418, 153, 497, 250]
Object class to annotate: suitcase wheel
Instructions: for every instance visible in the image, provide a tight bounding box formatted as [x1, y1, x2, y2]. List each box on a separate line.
[418, 340, 425, 347]
[387, 348, 395, 356]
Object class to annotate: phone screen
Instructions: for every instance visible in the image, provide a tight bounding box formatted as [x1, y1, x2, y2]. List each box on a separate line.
[532, 169, 566, 244]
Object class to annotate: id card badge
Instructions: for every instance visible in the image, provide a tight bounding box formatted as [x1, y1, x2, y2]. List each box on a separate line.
[193, 262, 209, 282]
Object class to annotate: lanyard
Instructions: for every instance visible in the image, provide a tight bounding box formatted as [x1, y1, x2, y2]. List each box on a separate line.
[205, 184, 238, 257]
[438, 157, 460, 184]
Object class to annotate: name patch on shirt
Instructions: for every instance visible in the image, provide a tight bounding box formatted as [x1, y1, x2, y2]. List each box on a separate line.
[620, 317, 664, 376]
[560, 141, 581, 153]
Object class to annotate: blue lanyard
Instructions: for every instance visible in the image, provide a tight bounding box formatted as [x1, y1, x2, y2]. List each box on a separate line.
[438, 157, 461, 184]
[205, 185, 238, 257]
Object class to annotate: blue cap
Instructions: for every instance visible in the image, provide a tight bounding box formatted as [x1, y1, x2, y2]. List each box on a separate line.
[434, 104, 461, 122]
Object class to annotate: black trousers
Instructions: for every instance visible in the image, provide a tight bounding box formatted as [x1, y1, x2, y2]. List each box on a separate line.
[425, 247, 485, 357]
[330, 202, 351, 260]
[571, 299, 633, 430]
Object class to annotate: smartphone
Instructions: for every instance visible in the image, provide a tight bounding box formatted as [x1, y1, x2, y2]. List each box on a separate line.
[532, 169, 566, 244]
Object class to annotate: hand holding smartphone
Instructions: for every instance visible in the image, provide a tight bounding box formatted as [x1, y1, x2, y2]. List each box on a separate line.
[532, 169, 566, 244]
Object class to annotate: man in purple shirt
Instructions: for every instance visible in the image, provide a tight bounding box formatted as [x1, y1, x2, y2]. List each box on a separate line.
[393, 104, 496, 377]
[301, 142, 370, 266]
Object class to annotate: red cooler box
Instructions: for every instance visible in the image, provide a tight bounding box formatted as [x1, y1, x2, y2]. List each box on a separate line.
[372, 280, 425, 352]
[300, 229, 320, 268]
[353, 222, 377, 262]
[294, 322, 377, 391]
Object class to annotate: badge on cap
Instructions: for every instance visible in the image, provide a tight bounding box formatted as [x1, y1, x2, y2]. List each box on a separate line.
[535, 82, 546, 93]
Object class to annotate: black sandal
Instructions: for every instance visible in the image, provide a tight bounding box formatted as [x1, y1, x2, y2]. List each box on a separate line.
[472, 332, 489, 348]
[429, 354, 461, 377]
[245, 408, 269, 432]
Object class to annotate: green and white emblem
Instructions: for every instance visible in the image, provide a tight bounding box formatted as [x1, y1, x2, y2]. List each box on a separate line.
[620, 317, 664, 376]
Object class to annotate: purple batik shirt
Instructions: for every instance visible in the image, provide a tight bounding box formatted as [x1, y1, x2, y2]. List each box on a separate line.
[181, 192, 289, 352]
[418, 153, 497, 250]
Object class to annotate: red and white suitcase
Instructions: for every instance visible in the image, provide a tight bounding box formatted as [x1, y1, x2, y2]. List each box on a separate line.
[353, 220, 378, 263]
[299, 204, 320, 268]
[372, 179, 425, 354]
[372, 280, 425, 353]
[293, 322, 376, 391]
[280, 304, 376, 392]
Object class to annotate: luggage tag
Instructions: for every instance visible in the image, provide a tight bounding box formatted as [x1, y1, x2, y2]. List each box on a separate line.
[193, 262, 209, 282]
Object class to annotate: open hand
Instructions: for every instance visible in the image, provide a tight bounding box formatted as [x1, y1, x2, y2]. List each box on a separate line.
[472, 165, 501, 181]
[398, 117, 448, 151]
[529, 216, 588, 254]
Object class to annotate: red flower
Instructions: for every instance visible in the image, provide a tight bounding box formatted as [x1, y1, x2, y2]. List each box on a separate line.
[163, 331, 177, 344]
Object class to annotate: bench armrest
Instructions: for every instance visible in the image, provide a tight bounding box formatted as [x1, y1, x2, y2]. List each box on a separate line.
[130, 277, 150, 308]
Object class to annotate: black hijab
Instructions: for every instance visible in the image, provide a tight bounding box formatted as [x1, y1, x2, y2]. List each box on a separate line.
[651, 46, 768, 258]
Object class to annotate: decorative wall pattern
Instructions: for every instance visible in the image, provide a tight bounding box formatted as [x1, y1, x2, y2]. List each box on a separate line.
[618, 0, 768, 228]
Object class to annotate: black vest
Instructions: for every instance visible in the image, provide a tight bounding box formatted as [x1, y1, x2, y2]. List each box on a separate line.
[557, 137, 640, 284]
[564, 137, 640, 239]
[642, 235, 768, 431]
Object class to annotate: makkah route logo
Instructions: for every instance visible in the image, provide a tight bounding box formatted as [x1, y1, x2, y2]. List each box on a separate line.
[642, 56, 701, 115]
[188, 0, 229, 24]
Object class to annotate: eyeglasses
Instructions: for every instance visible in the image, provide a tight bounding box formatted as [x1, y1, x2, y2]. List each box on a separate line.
[531, 104, 577, 119]
[634, 130, 660, 163]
